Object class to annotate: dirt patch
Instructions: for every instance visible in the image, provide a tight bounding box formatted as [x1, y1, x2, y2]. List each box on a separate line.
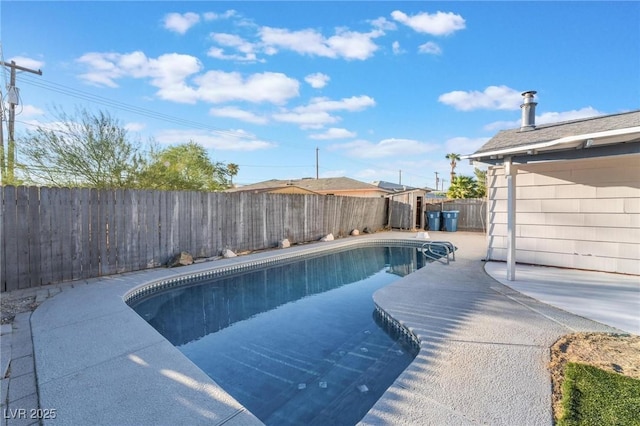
[549, 332, 640, 421]
[0, 295, 38, 324]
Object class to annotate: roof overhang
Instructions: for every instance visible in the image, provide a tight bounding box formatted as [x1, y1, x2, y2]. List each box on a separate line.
[464, 126, 640, 165]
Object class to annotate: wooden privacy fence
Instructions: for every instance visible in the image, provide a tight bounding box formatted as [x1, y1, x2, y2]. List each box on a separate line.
[387, 200, 413, 230]
[425, 198, 487, 232]
[1, 186, 388, 292]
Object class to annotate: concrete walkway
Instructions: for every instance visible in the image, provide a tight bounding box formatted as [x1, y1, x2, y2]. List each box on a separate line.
[1, 231, 635, 425]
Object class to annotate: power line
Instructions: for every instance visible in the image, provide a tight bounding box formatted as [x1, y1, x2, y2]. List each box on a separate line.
[17, 73, 267, 141]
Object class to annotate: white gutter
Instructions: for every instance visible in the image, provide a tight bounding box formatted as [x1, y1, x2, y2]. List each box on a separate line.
[464, 126, 640, 160]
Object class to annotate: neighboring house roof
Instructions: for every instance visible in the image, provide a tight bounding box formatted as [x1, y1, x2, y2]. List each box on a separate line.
[467, 110, 640, 164]
[233, 185, 321, 195]
[227, 177, 390, 195]
[372, 180, 434, 193]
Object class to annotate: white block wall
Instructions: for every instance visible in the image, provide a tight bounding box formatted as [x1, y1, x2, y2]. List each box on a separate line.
[487, 154, 640, 275]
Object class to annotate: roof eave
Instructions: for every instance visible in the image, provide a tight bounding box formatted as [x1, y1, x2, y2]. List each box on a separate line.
[464, 126, 640, 163]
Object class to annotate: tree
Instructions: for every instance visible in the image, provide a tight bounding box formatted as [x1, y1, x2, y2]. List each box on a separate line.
[445, 153, 461, 183]
[226, 163, 239, 186]
[447, 175, 480, 199]
[136, 141, 230, 191]
[474, 167, 487, 198]
[17, 108, 143, 188]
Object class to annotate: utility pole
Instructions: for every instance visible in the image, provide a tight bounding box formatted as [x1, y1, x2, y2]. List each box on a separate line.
[1, 60, 43, 183]
[434, 172, 439, 191]
[398, 169, 402, 185]
[315, 147, 319, 179]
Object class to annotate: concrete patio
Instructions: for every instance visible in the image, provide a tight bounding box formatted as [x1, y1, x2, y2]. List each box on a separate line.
[1, 231, 637, 425]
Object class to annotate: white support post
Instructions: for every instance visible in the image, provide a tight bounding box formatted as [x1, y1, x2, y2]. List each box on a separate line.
[505, 157, 517, 281]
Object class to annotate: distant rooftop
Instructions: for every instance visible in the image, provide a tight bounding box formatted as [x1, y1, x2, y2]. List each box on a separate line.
[227, 177, 390, 194]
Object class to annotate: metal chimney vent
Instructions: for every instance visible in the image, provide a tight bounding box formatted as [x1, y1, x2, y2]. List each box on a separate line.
[520, 90, 537, 132]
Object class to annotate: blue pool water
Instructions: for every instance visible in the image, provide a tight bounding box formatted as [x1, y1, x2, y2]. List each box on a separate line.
[132, 245, 428, 425]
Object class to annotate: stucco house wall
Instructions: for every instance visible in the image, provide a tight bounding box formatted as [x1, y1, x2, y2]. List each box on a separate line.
[487, 154, 640, 275]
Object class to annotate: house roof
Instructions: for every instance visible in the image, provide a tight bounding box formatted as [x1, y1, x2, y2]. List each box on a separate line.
[467, 110, 640, 164]
[372, 180, 434, 193]
[227, 177, 390, 194]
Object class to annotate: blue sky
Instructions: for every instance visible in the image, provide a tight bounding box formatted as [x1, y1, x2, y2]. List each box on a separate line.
[3, 1, 639, 189]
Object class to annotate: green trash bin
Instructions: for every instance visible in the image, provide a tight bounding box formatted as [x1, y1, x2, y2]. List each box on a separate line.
[426, 211, 441, 231]
[442, 210, 459, 232]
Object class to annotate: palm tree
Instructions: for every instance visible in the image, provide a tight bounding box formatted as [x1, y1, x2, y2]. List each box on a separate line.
[226, 163, 239, 186]
[447, 175, 479, 199]
[474, 167, 487, 197]
[445, 153, 461, 183]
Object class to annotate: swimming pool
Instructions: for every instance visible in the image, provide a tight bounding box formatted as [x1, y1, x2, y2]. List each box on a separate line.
[131, 243, 434, 425]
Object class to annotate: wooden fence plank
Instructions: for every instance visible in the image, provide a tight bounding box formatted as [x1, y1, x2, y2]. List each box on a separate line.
[14, 187, 30, 289]
[79, 188, 91, 279]
[27, 187, 42, 288]
[158, 191, 170, 264]
[120, 189, 134, 273]
[88, 189, 100, 278]
[3, 186, 19, 291]
[0, 187, 5, 292]
[146, 190, 160, 267]
[38, 187, 54, 286]
[69, 188, 83, 281]
[49, 188, 64, 283]
[58, 188, 74, 282]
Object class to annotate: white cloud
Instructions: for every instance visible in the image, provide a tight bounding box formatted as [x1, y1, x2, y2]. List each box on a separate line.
[209, 106, 268, 124]
[203, 10, 236, 21]
[370, 17, 397, 31]
[76, 51, 202, 101]
[19, 104, 45, 117]
[8, 56, 44, 70]
[391, 10, 466, 36]
[327, 29, 382, 60]
[208, 33, 260, 62]
[155, 129, 275, 151]
[272, 110, 339, 129]
[302, 95, 376, 113]
[194, 71, 299, 104]
[309, 127, 356, 140]
[273, 95, 375, 129]
[259, 26, 382, 60]
[418, 41, 442, 55]
[330, 138, 437, 159]
[305, 73, 330, 89]
[536, 107, 603, 124]
[76, 51, 299, 105]
[163, 12, 200, 34]
[438, 85, 522, 111]
[483, 107, 604, 131]
[444, 136, 490, 155]
[392, 41, 404, 55]
[125, 122, 146, 132]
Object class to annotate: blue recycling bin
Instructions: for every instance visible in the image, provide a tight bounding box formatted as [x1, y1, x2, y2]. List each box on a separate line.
[442, 211, 459, 232]
[426, 211, 441, 231]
